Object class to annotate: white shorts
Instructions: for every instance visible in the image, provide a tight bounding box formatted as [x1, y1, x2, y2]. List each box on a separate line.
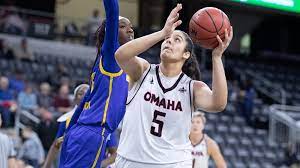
[115, 155, 192, 168]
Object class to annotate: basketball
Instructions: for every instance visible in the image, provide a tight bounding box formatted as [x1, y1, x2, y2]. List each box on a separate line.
[189, 7, 231, 49]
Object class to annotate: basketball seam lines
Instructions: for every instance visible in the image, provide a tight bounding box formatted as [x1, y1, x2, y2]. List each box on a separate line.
[205, 9, 219, 35]
[191, 18, 216, 33]
[209, 39, 219, 47]
[218, 12, 224, 32]
[195, 32, 225, 41]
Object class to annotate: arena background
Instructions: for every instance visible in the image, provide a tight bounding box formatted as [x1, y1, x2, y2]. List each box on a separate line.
[0, 0, 299, 167]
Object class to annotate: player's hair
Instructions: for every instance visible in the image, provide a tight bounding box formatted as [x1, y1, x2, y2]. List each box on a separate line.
[180, 31, 201, 81]
[96, 19, 107, 57]
[74, 84, 89, 96]
[193, 111, 206, 124]
[87, 19, 107, 86]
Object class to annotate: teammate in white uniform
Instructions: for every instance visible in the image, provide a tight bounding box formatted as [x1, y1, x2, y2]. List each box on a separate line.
[114, 4, 233, 168]
[190, 112, 227, 168]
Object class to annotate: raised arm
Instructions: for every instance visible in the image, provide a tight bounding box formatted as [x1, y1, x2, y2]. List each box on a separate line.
[101, 0, 120, 73]
[194, 27, 233, 112]
[115, 4, 183, 81]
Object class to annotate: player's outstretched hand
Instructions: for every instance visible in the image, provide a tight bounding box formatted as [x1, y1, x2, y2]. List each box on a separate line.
[162, 4, 183, 38]
[212, 26, 233, 58]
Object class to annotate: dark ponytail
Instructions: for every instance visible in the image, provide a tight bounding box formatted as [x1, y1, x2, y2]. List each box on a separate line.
[181, 31, 201, 81]
[95, 19, 106, 56]
[88, 19, 106, 85]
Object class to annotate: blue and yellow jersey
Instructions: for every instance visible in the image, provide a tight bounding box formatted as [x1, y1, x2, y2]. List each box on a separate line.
[77, 59, 127, 132]
[69, 0, 128, 133]
[55, 117, 72, 139]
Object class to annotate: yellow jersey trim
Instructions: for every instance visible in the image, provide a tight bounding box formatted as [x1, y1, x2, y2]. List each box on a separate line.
[99, 58, 123, 77]
[66, 117, 71, 128]
[91, 129, 106, 168]
[84, 101, 91, 110]
[101, 77, 113, 125]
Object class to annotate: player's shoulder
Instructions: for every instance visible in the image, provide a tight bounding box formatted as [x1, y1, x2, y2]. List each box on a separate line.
[205, 135, 217, 145]
[193, 80, 208, 89]
[205, 135, 220, 152]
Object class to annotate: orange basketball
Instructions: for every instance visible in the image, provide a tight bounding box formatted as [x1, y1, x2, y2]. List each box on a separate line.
[189, 7, 231, 49]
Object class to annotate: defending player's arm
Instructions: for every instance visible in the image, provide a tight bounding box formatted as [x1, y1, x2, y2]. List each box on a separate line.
[43, 122, 66, 168]
[193, 27, 233, 112]
[100, 132, 118, 167]
[42, 141, 60, 168]
[101, 0, 120, 73]
[66, 0, 120, 129]
[115, 4, 183, 82]
[101, 147, 117, 168]
[207, 137, 227, 168]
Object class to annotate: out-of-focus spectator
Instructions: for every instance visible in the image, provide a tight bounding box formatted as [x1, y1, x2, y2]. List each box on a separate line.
[57, 64, 68, 78]
[9, 69, 26, 96]
[0, 113, 18, 168]
[37, 111, 59, 154]
[0, 76, 17, 127]
[86, 9, 101, 46]
[53, 85, 71, 114]
[17, 83, 38, 112]
[13, 38, 34, 62]
[52, 64, 69, 90]
[64, 22, 80, 37]
[18, 126, 45, 168]
[2, 7, 27, 35]
[37, 82, 58, 119]
[238, 78, 256, 126]
[37, 82, 53, 110]
[229, 80, 240, 102]
[0, 39, 14, 59]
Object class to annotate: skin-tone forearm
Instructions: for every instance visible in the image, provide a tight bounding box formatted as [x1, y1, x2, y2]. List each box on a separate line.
[209, 28, 233, 111]
[42, 142, 60, 168]
[115, 30, 165, 63]
[8, 158, 17, 168]
[211, 56, 228, 111]
[194, 27, 233, 112]
[101, 153, 117, 168]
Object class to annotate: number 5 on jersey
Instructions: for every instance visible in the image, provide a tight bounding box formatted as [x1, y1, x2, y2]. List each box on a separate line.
[150, 110, 166, 137]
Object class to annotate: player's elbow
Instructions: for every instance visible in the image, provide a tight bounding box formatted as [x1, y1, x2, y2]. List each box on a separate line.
[211, 102, 227, 112]
[115, 48, 128, 63]
[115, 49, 122, 62]
[217, 102, 227, 112]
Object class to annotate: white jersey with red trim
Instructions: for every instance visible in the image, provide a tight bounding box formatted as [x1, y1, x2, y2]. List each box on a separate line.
[192, 135, 209, 168]
[117, 64, 194, 164]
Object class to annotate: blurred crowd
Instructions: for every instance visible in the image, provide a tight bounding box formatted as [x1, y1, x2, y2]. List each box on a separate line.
[0, 75, 76, 168]
[0, 36, 81, 167]
[0, 5, 103, 46]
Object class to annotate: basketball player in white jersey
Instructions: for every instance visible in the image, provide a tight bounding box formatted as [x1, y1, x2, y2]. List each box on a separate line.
[114, 4, 233, 168]
[191, 112, 227, 168]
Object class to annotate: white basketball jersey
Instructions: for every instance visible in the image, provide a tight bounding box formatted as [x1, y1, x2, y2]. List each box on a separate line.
[192, 135, 209, 168]
[117, 64, 194, 164]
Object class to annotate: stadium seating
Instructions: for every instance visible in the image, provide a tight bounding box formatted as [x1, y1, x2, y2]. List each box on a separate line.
[226, 58, 300, 105]
[205, 102, 286, 167]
